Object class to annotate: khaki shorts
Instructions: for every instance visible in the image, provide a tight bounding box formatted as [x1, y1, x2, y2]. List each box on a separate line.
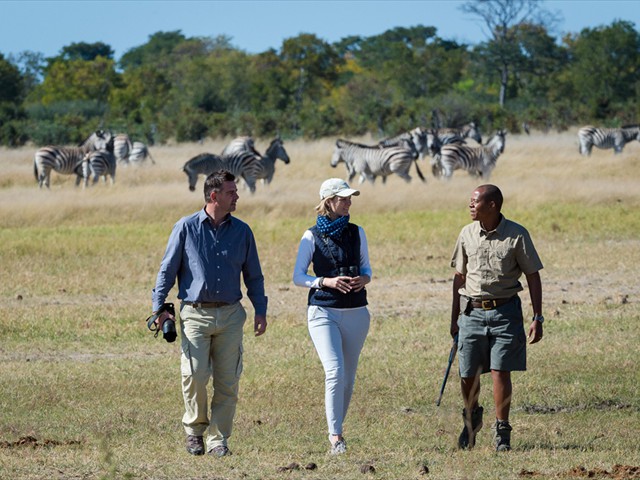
[457, 296, 527, 377]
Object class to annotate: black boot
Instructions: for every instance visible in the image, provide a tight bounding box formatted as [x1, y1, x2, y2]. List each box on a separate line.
[458, 406, 483, 449]
[493, 419, 512, 451]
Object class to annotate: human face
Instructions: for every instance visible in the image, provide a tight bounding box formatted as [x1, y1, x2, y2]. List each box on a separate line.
[328, 195, 352, 219]
[469, 188, 492, 223]
[213, 181, 239, 215]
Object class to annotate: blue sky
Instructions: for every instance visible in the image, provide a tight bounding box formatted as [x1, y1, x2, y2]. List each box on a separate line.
[1, 0, 638, 60]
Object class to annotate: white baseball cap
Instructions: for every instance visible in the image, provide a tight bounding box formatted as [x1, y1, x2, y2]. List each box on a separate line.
[319, 178, 360, 200]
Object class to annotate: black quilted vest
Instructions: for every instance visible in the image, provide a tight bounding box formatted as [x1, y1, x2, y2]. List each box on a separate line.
[308, 223, 368, 308]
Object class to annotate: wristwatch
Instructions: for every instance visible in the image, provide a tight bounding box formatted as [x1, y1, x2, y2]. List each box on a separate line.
[532, 314, 544, 324]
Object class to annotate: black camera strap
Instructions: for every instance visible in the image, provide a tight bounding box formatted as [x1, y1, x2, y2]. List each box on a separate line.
[146, 302, 175, 338]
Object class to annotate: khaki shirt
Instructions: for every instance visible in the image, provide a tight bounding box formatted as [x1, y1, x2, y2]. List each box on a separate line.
[451, 215, 543, 299]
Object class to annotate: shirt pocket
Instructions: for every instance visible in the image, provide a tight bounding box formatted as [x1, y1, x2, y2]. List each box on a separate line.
[491, 246, 513, 271]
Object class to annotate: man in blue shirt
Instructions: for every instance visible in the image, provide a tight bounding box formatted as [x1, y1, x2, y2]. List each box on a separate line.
[152, 170, 267, 457]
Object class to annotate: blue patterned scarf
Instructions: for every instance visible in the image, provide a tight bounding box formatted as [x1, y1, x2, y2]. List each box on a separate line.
[316, 215, 349, 239]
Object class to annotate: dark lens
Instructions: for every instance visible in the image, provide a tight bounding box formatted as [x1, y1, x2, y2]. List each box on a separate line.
[162, 319, 177, 343]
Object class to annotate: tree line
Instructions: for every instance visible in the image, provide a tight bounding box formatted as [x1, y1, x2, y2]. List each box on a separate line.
[0, 4, 638, 147]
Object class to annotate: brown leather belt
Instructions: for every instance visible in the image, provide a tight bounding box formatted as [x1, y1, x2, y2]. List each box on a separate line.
[469, 297, 514, 310]
[184, 301, 230, 308]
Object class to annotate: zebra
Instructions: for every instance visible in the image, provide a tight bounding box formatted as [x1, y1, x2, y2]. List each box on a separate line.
[435, 122, 483, 147]
[378, 127, 441, 160]
[330, 138, 425, 184]
[128, 141, 156, 165]
[433, 129, 507, 181]
[113, 133, 133, 164]
[82, 149, 117, 187]
[254, 137, 290, 185]
[33, 130, 113, 188]
[220, 149, 262, 193]
[182, 153, 225, 191]
[578, 125, 640, 156]
[221, 136, 256, 157]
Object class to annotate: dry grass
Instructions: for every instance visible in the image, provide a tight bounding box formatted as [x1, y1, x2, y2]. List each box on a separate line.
[0, 131, 639, 479]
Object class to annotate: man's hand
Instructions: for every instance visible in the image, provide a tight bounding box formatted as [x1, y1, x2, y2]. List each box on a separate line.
[528, 320, 543, 344]
[254, 314, 267, 336]
[154, 310, 175, 330]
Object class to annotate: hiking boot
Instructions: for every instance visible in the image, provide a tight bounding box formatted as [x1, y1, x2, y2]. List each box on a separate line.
[458, 406, 483, 449]
[493, 420, 512, 451]
[207, 445, 232, 457]
[185, 435, 204, 456]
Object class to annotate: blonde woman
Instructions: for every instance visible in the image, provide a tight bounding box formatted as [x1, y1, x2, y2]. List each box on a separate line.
[293, 178, 372, 455]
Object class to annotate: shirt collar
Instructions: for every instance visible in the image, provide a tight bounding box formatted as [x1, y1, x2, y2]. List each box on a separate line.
[479, 214, 505, 236]
[198, 207, 232, 227]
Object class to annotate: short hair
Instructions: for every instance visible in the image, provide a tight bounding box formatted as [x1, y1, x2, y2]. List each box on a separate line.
[478, 184, 503, 211]
[204, 170, 235, 203]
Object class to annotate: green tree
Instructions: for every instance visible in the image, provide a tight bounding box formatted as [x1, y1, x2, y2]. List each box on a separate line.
[461, 0, 558, 106]
[119, 30, 187, 70]
[56, 41, 114, 61]
[563, 20, 640, 119]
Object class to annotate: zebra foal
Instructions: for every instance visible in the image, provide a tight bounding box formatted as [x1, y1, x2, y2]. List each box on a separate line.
[434, 129, 506, 181]
[578, 125, 640, 156]
[82, 149, 117, 187]
[331, 138, 425, 184]
[34, 130, 113, 188]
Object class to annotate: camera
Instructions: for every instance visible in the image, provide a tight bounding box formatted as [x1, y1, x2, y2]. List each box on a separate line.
[146, 302, 177, 343]
[162, 318, 177, 343]
[338, 266, 360, 277]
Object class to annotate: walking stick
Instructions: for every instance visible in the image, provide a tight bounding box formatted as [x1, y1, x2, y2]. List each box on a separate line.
[436, 334, 458, 406]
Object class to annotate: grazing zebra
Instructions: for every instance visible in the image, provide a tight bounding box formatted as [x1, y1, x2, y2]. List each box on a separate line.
[254, 138, 290, 185]
[330, 138, 425, 184]
[82, 149, 117, 187]
[113, 133, 133, 164]
[33, 130, 113, 188]
[128, 141, 156, 165]
[433, 129, 507, 181]
[182, 153, 225, 191]
[435, 122, 483, 147]
[578, 125, 640, 156]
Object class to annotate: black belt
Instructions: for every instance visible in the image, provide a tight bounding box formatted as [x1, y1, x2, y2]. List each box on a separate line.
[469, 296, 514, 310]
[183, 301, 230, 308]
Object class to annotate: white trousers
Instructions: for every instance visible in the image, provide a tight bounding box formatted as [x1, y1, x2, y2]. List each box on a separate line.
[307, 305, 370, 436]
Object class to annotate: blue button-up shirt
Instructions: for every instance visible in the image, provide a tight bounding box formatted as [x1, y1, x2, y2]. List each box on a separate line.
[152, 209, 267, 316]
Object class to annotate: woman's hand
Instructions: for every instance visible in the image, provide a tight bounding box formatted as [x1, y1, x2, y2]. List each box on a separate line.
[323, 276, 354, 294]
[323, 275, 369, 293]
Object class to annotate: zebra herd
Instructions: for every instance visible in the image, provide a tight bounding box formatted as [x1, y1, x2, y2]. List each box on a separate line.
[332, 122, 508, 184]
[182, 136, 290, 193]
[33, 130, 156, 188]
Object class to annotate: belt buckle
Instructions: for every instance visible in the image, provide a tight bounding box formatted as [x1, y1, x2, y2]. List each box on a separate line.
[481, 299, 495, 310]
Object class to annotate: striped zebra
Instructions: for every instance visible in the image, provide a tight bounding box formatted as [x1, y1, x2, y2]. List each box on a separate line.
[221, 136, 256, 157]
[330, 138, 425, 184]
[378, 127, 434, 160]
[254, 138, 290, 185]
[129, 141, 156, 165]
[435, 122, 483, 147]
[433, 129, 506, 181]
[34, 130, 113, 188]
[182, 153, 225, 191]
[578, 125, 640, 156]
[82, 149, 117, 187]
[113, 134, 133, 164]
